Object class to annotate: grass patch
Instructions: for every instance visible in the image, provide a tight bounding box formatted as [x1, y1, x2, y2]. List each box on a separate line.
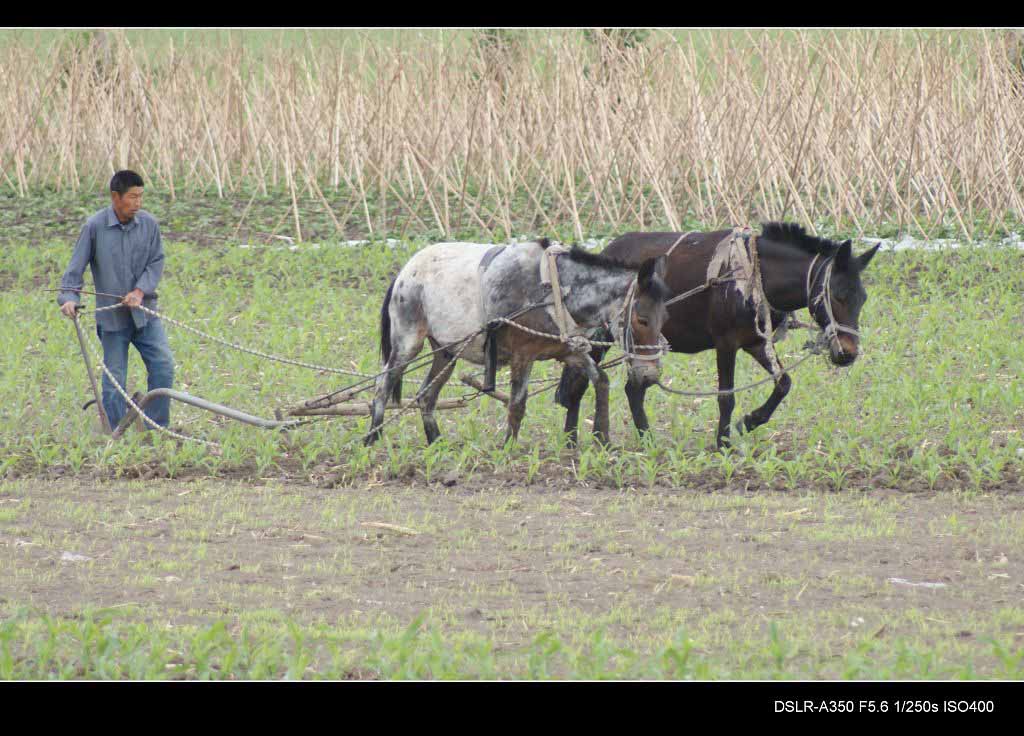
[7, 208, 1021, 492]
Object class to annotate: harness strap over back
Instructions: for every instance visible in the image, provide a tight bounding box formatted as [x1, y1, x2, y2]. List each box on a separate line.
[706, 227, 784, 380]
[545, 247, 569, 341]
[478, 244, 507, 323]
[540, 244, 583, 343]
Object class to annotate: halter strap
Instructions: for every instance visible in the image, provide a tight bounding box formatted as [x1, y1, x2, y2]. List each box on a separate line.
[805, 253, 861, 352]
[806, 253, 822, 308]
[618, 227, 692, 360]
[609, 274, 668, 363]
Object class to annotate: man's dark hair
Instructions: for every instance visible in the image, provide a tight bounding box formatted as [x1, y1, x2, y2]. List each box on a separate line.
[110, 170, 144, 194]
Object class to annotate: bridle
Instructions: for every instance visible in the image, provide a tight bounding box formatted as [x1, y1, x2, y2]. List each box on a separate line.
[609, 276, 669, 364]
[541, 247, 664, 362]
[805, 253, 861, 355]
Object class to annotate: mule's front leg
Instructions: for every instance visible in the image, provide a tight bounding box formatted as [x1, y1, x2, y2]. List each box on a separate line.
[504, 357, 534, 445]
[715, 348, 738, 449]
[579, 356, 611, 446]
[559, 369, 586, 448]
[555, 345, 609, 448]
[593, 369, 611, 446]
[735, 341, 792, 436]
[625, 377, 651, 436]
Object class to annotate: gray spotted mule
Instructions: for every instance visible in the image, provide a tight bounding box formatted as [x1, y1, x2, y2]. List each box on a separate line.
[366, 238, 670, 446]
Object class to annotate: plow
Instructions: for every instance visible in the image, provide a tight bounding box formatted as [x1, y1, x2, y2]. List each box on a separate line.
[64, 291, 555, 447]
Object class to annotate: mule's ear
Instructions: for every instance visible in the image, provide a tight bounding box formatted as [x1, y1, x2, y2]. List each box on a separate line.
[638, 255, 667, 288]
[835, 240, 853, 270]
[652, 254, 668, 280]
[858, 243, 881, 270]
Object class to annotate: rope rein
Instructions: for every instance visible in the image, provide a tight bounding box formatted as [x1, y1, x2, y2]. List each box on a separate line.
[57, 287, 397, 381]
[654, 350, 818, 399]
[137, 303, 391, 381]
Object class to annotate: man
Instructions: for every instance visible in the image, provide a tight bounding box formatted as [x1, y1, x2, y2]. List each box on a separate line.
[58, 170, 174, 430]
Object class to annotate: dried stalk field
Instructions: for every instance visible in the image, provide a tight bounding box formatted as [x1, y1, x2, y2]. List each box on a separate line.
[2, 29, 1023, 240]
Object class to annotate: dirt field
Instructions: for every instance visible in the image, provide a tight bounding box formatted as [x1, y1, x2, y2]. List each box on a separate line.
[4, 197, 1023, 676]
[2, 475, 1022, 677]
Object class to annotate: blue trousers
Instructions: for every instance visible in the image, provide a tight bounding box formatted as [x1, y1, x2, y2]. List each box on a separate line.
[96, 319, 175, 429]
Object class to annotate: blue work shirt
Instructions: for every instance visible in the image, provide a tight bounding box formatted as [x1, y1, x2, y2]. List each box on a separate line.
[57, 206, 165, 331]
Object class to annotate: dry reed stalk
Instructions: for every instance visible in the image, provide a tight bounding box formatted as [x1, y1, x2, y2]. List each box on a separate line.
[2, 30, 1023, 240]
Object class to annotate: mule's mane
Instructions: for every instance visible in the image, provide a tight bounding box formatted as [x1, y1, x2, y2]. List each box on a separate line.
[760, 222, 840, 258]
[537, 237, 637, 270]
[567, 245, 638, 271]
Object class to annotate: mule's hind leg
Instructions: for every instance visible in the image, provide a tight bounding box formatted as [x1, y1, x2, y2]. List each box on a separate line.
[504, 356, 534, 445]
[365, 327, 425, 446]
[734, 341, 792, 436]
[365, 360, 403, 446]
[418, 340, 457, 445]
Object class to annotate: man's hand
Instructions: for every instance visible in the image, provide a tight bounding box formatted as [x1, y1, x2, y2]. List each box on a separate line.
[122, 288, 144, 309]
[60, 301, 80, 319]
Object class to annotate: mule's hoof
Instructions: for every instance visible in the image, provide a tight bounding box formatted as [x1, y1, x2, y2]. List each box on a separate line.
[734, 417, 748, 436]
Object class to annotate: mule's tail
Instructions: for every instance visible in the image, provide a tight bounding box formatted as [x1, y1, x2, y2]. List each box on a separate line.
[379, 277, 402, 405]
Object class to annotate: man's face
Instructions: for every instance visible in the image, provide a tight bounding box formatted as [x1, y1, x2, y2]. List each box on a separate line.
[111, 186, 143, 221]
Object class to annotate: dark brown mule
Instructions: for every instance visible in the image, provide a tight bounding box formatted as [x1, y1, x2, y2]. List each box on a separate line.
[555, 222, 880, 448]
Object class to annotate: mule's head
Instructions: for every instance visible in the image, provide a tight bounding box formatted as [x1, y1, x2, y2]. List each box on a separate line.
[812, 240, 881, 366]
[622, 255, 670, 386]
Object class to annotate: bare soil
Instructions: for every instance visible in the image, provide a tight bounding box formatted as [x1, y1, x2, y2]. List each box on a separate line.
[2, 476, 1022, 662]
